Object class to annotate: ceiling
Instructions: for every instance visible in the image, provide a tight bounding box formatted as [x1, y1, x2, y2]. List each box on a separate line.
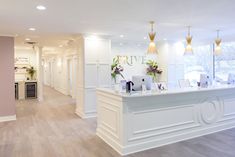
[1, 0, 235, 48]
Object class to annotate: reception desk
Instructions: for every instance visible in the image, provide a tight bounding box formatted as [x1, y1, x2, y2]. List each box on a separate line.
[96, 85, 235, 155]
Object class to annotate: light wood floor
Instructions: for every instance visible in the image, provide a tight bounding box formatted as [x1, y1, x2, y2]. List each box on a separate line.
[0, 86, 235, 157]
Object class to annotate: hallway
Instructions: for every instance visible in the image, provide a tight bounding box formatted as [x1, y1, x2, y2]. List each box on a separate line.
[0, 86, 235, 157]
[0, 86, 116, 157]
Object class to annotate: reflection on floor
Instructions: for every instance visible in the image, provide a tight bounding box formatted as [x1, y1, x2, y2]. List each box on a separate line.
[0, 86, 235, 157]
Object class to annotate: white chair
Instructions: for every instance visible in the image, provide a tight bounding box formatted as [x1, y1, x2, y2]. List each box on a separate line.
[228, 73, 235, 84]
[178, 79, 191, 88]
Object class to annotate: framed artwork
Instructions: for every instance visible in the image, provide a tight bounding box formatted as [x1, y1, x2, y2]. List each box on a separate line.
[15, 57, 30, 65]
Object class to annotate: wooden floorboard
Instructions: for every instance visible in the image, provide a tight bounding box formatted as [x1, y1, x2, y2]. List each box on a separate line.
[0, 86, 235, 157]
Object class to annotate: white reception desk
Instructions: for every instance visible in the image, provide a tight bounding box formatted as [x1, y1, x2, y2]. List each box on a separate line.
[96, 85, 235, 155]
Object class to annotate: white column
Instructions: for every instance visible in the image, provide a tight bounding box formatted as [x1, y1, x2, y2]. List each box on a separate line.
[36, 46, 44, 101]
[75, 36, 111, 118]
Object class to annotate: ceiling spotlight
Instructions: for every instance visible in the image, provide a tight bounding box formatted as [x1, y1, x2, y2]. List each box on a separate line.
[120, 35, 124, 38]
[25, 38, 31, 41]
[163, 38, 167, 41]
[59, 45, 63, 48]
[119, 43, 123, 46]
[184, 26, 193, 56]
[29, 28, 36, 31]
[214, 30, 222, 56]
[36, 5, 46, 10]
[147, 21, 157, 54]
[144, 37, 147, 40]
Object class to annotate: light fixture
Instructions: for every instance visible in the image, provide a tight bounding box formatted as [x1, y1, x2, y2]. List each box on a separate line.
[184, 26, 193, 55]
[25, 38, 31, 41]
[36, 5, 46, 10]
[29, 28, 36, 31]
[120, 35, 124, 38]
[214, 30, 222, 56]
[147, 21, 157, 54]
[144, 36, 147, 40]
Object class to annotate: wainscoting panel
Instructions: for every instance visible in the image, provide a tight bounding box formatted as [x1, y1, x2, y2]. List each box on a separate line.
[127, 105, 199, 142]
[97, 87, 235, 155]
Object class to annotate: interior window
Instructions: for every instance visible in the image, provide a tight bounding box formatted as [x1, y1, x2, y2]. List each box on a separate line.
[215, 42, 235, 82]
[184, 45, 212, 86]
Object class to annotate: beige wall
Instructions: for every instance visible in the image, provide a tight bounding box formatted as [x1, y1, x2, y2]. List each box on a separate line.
[0, 37, 15, 117]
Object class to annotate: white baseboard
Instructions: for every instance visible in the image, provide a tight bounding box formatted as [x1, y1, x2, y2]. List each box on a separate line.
[0, 115, 16, 123]
[37, 96, 43, 102]
[97, 122, 235, 156]
[75, 110, 97, 119]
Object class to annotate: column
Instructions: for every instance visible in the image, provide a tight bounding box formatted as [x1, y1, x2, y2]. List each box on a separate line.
[0, 37, 16, 121]
[36, 46, 44, 101]
[75, 36, 111, 118]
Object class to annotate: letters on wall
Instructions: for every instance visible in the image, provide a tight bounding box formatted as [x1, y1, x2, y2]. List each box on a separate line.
[15, 57, 30, 65]
[114, 55, 146, 66]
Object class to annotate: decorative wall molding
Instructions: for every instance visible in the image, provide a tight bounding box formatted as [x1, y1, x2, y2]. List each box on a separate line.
[198, 97, 222, 124]
[76, 37, 111, 119]
[97, 87, 235, 155]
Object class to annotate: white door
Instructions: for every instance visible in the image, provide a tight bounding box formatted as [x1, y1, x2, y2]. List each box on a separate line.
[73, 58, 78, 99]
[48, 62, 51, 86]
[50, 61, 54, 88]
[68, 59, 73, 96]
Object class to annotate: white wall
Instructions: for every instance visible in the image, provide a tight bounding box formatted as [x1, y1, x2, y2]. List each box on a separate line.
[111, 44, 149, 81]
[76, 36, 111, 118]
[15, 48, 37, 81]
[111, 41, 186, 88]
[167, 42, 185, 88]
[15, 49, 37, 67]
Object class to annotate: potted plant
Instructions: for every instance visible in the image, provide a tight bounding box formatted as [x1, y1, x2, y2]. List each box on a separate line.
[146, 60, 162, 82]
[111, 57, 124, 84]
[27, 66, 36, 80]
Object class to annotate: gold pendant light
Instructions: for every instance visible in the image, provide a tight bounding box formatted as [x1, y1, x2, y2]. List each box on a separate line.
[147, 21, 157, 54]
[184, 26, 193, 55]
[214, 30, 222, 56]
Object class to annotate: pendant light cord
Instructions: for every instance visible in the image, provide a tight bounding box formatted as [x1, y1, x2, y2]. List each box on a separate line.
[217, 30, 220, 39]
[150, 21, 154, 33]
[188, 26, 191, 36]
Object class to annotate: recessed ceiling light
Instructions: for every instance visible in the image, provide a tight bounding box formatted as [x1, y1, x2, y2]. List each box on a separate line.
[163, 38, 167, 41]
[59, 45, 63, 48]
[36, 5, 46, 10]
[119, 43, 123, 46]
[120, 35, 124, 38]
[25, 38, 31, 41]
[29, 28, 36, 31]
[144, 37, 147, 40]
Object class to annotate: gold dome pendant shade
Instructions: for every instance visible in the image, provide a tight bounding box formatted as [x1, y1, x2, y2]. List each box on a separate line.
[147, 21, 157, 54]
[184, 26, 194, 55]
[214, 30, 222, 56]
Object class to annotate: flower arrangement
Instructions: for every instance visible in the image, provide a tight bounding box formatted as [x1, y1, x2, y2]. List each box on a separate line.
[111, 57, 124, 83]
[146, 60, 162, 82]
[27, 66, 36, 80]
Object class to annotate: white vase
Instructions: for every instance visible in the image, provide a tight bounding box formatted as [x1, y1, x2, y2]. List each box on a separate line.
[114, 84, 120, 92]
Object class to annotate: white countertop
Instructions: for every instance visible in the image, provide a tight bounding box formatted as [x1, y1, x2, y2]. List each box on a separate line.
[97, 84, 235, 98]
[15, 80, 37, 83]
